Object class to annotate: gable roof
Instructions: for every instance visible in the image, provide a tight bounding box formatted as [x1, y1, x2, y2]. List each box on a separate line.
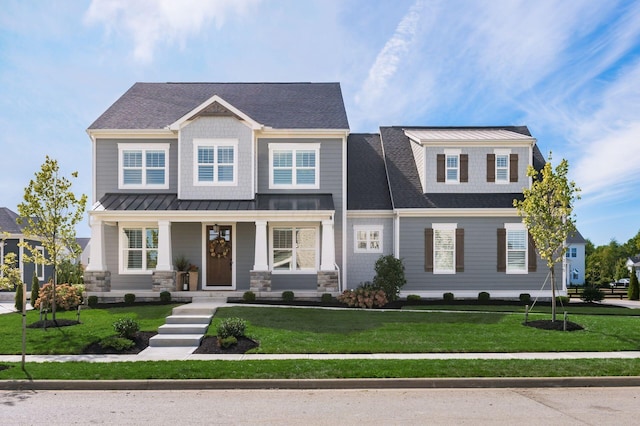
[567, 230, 586, 245]
[347, 133, 393, 210]
[89, 82, 350, 131]
[0, 207, 24, 234]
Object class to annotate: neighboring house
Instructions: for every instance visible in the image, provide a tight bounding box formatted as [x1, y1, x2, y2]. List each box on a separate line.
[565, 231, 586, 286]
[85, 82, 571, 298]
[626, 256, 640, 281]
[76, 237, 91, 266]
[0, 207, 53, 290]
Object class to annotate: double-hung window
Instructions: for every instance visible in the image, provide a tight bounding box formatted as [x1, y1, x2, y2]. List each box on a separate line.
[433, 224, 456, 274]
[354, 226, 383, 253]
[496, 154, 509, 182]
[194, 139, 237, 185]
[505, 224, 527, 273]
[269, 143, 320, 189]
[118, 143, 169, 189]
[120, 226, 158, 273]
[271, 226, 317, 272]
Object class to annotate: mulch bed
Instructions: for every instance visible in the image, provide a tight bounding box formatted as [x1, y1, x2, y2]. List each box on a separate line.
[82, 331, 157, 355]
[27, 319, 80, 328]
[524, 319, 584, 331]
[193, 336, 259, 354]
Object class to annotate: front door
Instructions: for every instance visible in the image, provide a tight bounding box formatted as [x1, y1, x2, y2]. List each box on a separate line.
[206, 225, 233, 287]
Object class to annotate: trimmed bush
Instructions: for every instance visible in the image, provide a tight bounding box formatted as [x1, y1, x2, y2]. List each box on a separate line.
[218, 336, 238, 348]
[372, 255, 406, 302]
[556, 295, 570, 305]
[443, 292, 454, 302]
[113, 317, 140, 339]
[99, 336, 135, 351]
[34, 282, 82, 311]
[581, 286, 604, 303]
[519, 293, 531, 304]
[217, 317, 247, 339]
[124, 293, 136, 305]
[320, 293, 333, 304]
[14, 282, 24, 312]
[406, 294, 421, 304]
[478, 292, 490, 303]
[337, 286, 388, 309]
[160, 291, 171, 303]
[31, 275, 40, 306]
[243, 291, 256, 302]
[628, 268, 639, 301]
[282, 291, 294, 302]
[87, 295, 99, 307]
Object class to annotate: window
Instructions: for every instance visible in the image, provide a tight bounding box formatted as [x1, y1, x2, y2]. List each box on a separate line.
[571, 269, 579, 281]
[269, 143, 320, 188]
[271, 226, 317, 272]
[506, 227, 527, 273]
[354, 226, 383, 253]
[566, 247, 577, 258]
[120, 226, 158, 273]
[433, 224, 456, 273]
[496, 154, 509, 182]
[194, 139, 237, 185]
[35, 246, 45, 280]
[118, 144, 169, 189]
[446, 154, 459, 182]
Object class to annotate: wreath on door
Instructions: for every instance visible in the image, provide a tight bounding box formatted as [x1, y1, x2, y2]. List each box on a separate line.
[209, 237, 231, 259]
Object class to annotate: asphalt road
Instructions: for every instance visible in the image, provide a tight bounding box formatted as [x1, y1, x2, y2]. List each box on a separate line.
[2, 387, 638, 425]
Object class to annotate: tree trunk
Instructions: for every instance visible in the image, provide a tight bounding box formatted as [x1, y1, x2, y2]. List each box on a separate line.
[550, 266, 556, 322]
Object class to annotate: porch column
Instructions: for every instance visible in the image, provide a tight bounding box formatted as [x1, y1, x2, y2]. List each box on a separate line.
[86, 217, 105, 271]
[253, 220, 269, 271]
[320, 219, 336, 271]
[155, 220, 173, 271]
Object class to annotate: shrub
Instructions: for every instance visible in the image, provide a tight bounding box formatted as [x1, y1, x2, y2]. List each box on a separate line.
[57, 259, 84, 284]
[124, 293, 136, 305]
[34, 282, 82, 311]
[406, 294, 421, 304]
[87, 295, 99, 307]
[320, 293, 333, 304]
[556, 295, 570, 305]
[443, 292, 454, 302]
[218, 336, 238, 348]
[372, 255, 406, 302]
[478, 292, 490, 303]
[581, 286, 604, 303]
[14, 283, 24, 312]
[99, 336, 135, 351]
[31, 275, 40, 306]
[217, 317, 247, 339]
[113, 317, 140, 339]
[628, 268, 639, 301]
[243, 291, 256, 302]
[160, 291, 171, 303]
[282, 291, 294, 302]
[519, 293, 531, 304]
[337, 286, 388, 309]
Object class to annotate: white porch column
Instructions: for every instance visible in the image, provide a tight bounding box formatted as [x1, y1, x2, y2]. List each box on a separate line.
[86, 217, 106, 271]
[253, 220, 269, 271]
[155, 220, 173, 271]
[320, 219, 336, 271]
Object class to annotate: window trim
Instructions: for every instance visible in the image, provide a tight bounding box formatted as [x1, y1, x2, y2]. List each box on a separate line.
[433, 223, 457, 274]
[35, 246, 45, 281]
[118, 143, 170, 189]
[268, 143, 320, 189]
[353, 225, 383, 254]
[119, 224, 159, 275]
[494, 149, 511, 184]
[566, 247, 577, 258]
[444, 149, 461, 184]
[269, 224, 319, 274]
[505, 223, 528, 274]
[193, 139, 238, 186]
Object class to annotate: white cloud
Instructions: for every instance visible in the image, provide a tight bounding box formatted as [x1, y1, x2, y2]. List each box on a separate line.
[84, 0, 261, 63]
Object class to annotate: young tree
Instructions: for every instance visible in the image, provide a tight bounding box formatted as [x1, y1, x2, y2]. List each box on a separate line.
[17, 156, 87, 322]
[628, 268, 639, 301]
[514, 153, 580, 321]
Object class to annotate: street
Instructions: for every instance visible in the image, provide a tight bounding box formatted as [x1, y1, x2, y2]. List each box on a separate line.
[2, 387, 638, 425]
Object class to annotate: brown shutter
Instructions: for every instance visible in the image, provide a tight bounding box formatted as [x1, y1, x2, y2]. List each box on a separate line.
[510, 154, 518, 182]
[425, 228, 434, 272]
[456, 228, 464, 272]
[436, 154, 445, 182]
[528, 232, 537, 272]
[460, 154, 468, 183]
[487, 154, 495, 182]
[497, 228, 506, 272]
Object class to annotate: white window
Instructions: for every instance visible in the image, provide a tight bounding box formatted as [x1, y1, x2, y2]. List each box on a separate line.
[194, 139, 237, 185]
[505, 224, 527, 274]
[566, 247, 577, 258]
[354, 226, 383, 253]
[118, 143, 169, 189]
[120, 226, 158, 274]
[271, 226, 318, 273]
[434, 223, 456, 274]
[35, 246, 45, 281]
[496, 154, 509, 182]
[269, 143, 320, 189]
[571, 269, 579, 281]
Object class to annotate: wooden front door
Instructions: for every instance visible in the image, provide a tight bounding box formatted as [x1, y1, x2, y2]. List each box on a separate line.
[206, 225, 232, 286]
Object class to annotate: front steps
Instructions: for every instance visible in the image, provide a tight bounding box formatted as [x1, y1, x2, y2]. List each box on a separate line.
[148, 299, 225, 348]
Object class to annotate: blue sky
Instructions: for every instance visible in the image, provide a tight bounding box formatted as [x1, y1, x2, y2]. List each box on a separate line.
[1, 0, 639, 246]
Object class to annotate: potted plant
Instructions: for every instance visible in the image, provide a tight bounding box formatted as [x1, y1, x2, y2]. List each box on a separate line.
[174, 255, 189, 291]
[188, 264, 199, 291]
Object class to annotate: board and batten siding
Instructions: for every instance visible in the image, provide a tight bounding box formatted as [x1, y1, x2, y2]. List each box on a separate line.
[398, 216, 561, 295]
[179, 116, 254, 200]
[94, 138, 178, 202]
[346, 216, 394, 287]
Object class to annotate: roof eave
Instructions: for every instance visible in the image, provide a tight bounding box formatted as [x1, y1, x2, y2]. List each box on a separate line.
[167, 94, 263, 131]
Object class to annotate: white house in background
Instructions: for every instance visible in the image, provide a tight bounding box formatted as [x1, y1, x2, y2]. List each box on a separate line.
[626, 255, 640, 281]
[565, 231, 586, 286]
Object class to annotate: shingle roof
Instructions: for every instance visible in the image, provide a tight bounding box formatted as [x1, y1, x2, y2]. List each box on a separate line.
[566, 230, 586, 244]
[347, 133, 393, 210]
[89, 82, 350, 130]
[0, 207, 24, 234]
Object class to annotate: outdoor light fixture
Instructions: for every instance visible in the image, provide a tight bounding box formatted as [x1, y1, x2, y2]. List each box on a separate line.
[213, 224, 219, 233]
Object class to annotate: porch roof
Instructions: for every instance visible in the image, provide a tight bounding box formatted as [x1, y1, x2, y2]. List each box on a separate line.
[95, 193, 335, 212]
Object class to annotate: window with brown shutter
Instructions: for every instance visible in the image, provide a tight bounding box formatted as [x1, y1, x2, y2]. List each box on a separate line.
[460, 154, 468, 183]
[497, 228, 506, 272]
[436, 154, 445, 182]
[456, 228, 464, 272]
[510, 154, 518, 182]
[425, 228, 434, 271]
[487, 154, 495, 182]
[528, 232, 537, 272]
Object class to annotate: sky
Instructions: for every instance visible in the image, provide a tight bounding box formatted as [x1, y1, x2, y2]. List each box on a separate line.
[1, 0, 639, 246]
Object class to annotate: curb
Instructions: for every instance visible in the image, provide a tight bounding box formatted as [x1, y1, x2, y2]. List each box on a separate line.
[2, 376, 640, 391]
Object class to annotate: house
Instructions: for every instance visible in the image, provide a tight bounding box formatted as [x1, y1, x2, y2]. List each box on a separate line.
[0, 207, 54, 290]
[626, 256, 640, 281]
[85, 82, 567, 298]
[564, 231, 586, 286]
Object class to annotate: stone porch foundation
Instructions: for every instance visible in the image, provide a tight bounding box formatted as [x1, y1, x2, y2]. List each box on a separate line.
[83, 271, 111, 292]
[250, 270, 272, 292]
[152, 270, 177, 292]
[317, 271, 339, 293]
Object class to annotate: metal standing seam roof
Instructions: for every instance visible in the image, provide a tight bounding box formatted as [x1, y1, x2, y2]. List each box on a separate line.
[404, 128, 534, 141]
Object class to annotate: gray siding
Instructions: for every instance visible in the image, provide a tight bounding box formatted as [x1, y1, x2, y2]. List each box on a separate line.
[235, 222, 254, 291]
[95, 138, 178, 201]
[104, 224, 151, 291]
[399, 216, 561, 294]
[346, 217, 394, 287]
[424, 146, 529, 193]
[271, 274, 317, 291]
[171, 223, 203, 289]
[179, 116, 254, 199]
